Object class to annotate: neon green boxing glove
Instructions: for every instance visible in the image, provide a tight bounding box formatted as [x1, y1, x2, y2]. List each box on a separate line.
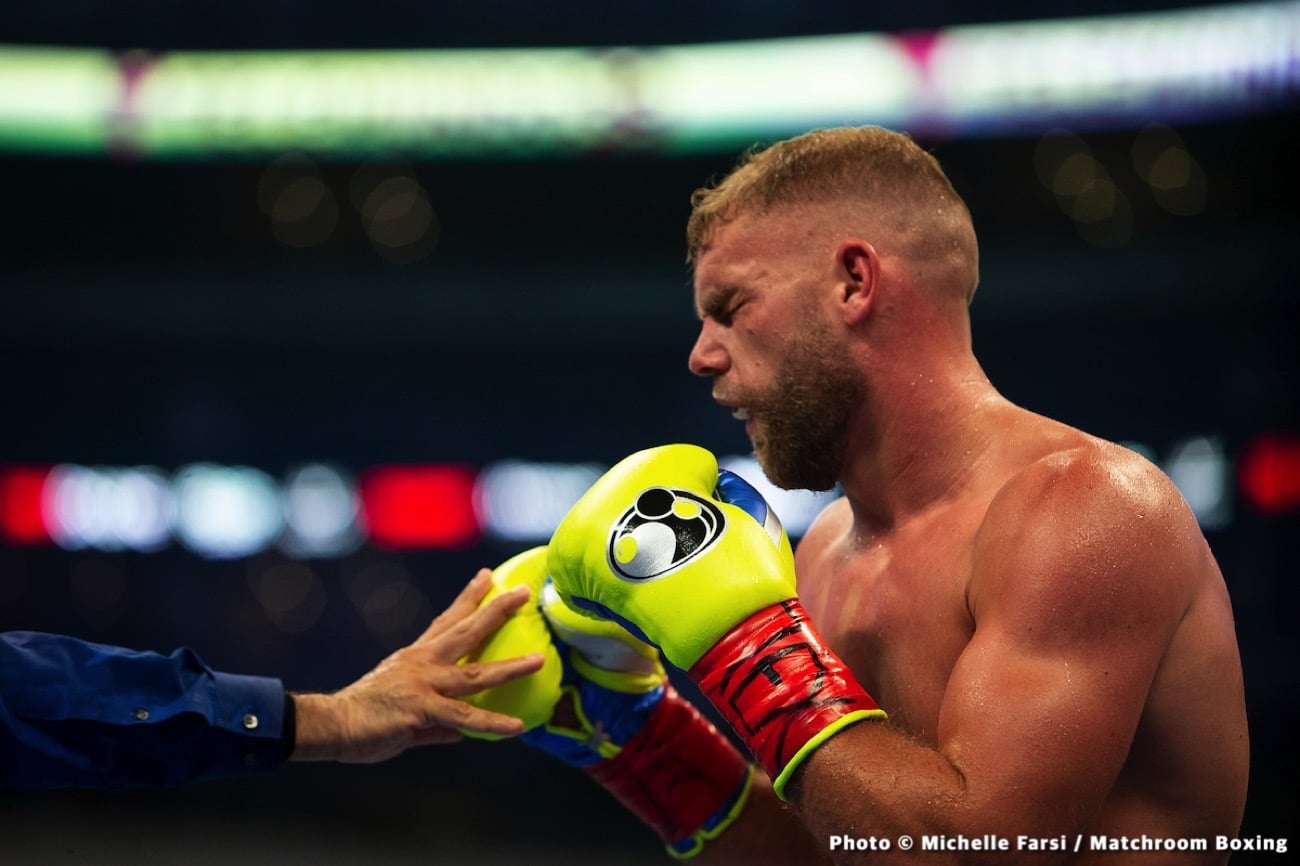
[547, 444, 886, 799]
[459, 546, 753, 858]
[458, 546, 565, 736]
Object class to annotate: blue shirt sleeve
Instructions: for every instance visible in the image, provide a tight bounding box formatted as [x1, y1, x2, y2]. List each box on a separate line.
[1, 631, 288, 789]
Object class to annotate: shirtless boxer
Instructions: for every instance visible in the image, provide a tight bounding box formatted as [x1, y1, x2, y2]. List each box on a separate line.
[543, 126, 1249, 863]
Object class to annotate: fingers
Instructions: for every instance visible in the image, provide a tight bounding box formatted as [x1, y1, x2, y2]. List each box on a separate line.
[419, 569, 494, 642]
[457, 710, 526, 738]
[428, 582, 533, 664]
[431, 697, 530, 739]
[435, 651, 546, 699]
[395, 653, 543, 745]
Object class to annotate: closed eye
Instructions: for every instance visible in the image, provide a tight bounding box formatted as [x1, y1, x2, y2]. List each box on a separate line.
[699, 285, 744, 327]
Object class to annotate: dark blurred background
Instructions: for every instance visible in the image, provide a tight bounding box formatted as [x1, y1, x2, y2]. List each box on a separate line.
[1, 1, 1296, 863]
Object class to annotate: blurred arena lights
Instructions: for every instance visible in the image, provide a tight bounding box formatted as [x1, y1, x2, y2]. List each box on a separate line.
[475, 459, 605, 542]
[342, 558, 432, 647]
[1238, 433, 1300, 516]
[0, 464, 51, 544]
[358, 175, 439, 263]
[1031, 122, 1213, 247]
[44, 464, 173, 552]
[172, 464, 283, 559]
[257, 153, 339, 249]
[1, 1, 1297, 157]
[246, 560, 329, 635]
[1131, 124, 1208, 217]
[1033, 129, 1134, 247]
[359, 464, 479, 550]
[279, 463, 364, 558]
[0, 437, 1277, 561]
[1164, 436, 1231, 531]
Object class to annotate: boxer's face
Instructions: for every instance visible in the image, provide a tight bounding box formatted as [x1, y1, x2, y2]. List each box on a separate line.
[690, 211, 859, 491]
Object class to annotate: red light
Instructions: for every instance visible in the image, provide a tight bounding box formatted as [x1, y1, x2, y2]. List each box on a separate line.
[1238, 434, 1300, 515]
[0, 465, 54, 545]
[360, 464, 480, 549]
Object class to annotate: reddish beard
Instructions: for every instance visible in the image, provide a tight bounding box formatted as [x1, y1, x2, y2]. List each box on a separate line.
[747, 315, 861, 492]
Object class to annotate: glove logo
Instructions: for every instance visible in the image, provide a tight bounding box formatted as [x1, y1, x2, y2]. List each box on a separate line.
[606, 487, 725, 581]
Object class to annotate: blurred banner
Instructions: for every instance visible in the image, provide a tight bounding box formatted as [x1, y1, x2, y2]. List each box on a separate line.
[1, 1, 1297, 157]
[4, 435, 1283, 560]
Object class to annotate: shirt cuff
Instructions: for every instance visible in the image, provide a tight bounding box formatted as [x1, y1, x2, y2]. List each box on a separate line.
[207, 670, 289, 775]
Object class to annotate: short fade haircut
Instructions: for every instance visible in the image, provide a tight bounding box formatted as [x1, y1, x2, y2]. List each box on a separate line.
[686, 126, 979, 303]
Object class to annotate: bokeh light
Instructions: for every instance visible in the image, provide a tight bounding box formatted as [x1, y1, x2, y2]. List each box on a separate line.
[258, 152, 339, 248]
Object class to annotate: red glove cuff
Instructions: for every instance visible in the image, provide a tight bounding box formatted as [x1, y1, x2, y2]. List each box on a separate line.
[689, 599, 883, 797]
[585, 683, 751, 854]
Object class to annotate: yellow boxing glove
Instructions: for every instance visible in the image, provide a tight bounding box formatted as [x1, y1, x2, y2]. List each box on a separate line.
[458, 547, 563, 738]
[460, 545, 753, 858]
[548, 444, 886, 799]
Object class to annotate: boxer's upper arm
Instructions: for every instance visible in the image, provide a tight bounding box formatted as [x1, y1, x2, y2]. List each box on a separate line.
[933, 451, 1194, 833]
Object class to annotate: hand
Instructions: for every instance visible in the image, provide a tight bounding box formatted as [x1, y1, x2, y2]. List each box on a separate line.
[547, 443, 885, 799]
[462, 546, 753, 858]
[289, 569, 545, 763]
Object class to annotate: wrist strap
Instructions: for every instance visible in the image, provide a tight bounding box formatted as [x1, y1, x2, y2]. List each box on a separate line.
[689, 599, 886, 800]
[585, 683, 753, 858]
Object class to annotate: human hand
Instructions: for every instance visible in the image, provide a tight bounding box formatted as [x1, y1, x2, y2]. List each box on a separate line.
[289, 569, 544, 763]
[457, 546, 664, 754]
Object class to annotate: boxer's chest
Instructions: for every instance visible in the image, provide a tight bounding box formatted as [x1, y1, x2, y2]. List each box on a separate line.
[802, 516, 980, 745]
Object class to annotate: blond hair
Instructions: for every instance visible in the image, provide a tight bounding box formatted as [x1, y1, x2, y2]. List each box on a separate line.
[686, 126, 979, 303]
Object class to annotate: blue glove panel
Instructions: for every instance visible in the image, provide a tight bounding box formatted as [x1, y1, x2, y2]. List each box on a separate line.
[715, 468, 786, 551]
[519, 637, 664, 767]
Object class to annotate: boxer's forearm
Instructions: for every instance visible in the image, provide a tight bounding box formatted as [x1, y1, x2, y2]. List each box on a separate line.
[696, 776, 833, 866]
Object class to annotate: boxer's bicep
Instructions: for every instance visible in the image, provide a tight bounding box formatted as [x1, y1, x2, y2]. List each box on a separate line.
[935, 453, 1190, 832]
